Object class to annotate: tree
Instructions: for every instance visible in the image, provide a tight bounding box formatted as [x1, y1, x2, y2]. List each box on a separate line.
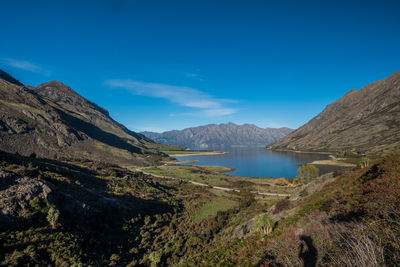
[255, 213, 274, 236]
[297, 164, 319, 182]
[47, 206, 60, 229]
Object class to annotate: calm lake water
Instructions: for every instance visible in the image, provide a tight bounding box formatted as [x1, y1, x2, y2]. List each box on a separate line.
[175, 147, 346, 178]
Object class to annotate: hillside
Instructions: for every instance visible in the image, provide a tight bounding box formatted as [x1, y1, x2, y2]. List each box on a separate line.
[268, 71, 400, 153]
[0, 70, 161, 165]
[0, 69, 399, 266]
[186, 153, 400, 266]
[1, 146, 398, 266]
[141, 123, 293, 149]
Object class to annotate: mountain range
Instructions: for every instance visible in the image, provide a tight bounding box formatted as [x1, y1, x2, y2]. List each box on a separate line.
[268, 71, 400, 153]
[0, 70, 161, 165]
[1, 69, 400, 266]
[141, 123, 293, 149]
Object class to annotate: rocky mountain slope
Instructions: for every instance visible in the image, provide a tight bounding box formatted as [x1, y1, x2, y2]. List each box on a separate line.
[141, 123, 293, 149]
[268, 71, 400, 153]
[0, 70, 160, 165]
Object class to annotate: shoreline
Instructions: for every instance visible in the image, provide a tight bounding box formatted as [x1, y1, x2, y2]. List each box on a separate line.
[310, 159, 356, 167]
[174, 159, 199, 164]
[266, 147, 332, 155]
[169, 151, 227, 157]
[172, 148, 356, 178]
[311, 154, 357, 167]
[267, 148, 358, 167]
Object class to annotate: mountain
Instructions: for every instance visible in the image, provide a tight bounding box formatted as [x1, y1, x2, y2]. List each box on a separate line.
[141, 123, 293, 149]
[1, 69, 399, 266]
[268, 71, 400, 153]
[0, 70, 160, 165]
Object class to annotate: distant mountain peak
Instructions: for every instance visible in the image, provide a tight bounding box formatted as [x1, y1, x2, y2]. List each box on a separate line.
[141, 123, 293, 149]
[34, 80, 110, 116]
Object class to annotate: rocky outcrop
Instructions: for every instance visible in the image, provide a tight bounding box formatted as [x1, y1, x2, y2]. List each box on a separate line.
[142, 123, 293, 149]
[233, 217, 256, 239]
[0, 171, 53, 218]
[268, 71, 400, 153]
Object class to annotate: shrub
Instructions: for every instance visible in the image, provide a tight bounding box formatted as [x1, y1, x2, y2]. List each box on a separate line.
[273, 198, 291, 214]
[46, 206, 60, 229]
[255, 213, 275, 236]
[144, 215, 151, 225]
[299, 189, 309, 197]
[109, 254, 120, 266]
[274, 178, 289, 186]
[359, 157, 370, 168]
[149, 251, 162, 267]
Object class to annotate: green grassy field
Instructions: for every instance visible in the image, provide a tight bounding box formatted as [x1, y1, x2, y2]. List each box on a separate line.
[193, 198, 237, 223]
[145, 165, 231, 186]
[143, 164, 294, 194]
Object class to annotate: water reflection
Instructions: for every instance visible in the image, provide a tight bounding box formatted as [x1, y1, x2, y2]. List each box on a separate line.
[175, 147, 346, 178]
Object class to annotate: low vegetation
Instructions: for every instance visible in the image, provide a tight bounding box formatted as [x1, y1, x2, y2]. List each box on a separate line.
[143, 164, 293, 195]
[0, 150, 283, 266]
[1, 148, 399, 266]
[193, 198, 237, 223]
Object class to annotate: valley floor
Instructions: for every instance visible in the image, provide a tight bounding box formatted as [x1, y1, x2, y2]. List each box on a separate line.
[1, 150, 399, 266]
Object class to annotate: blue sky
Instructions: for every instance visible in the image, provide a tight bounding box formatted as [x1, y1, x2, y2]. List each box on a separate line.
[1, 0, 399, 132]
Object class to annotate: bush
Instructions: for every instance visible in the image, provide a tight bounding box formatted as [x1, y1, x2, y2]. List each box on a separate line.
[359, 157, 370, 168]
[274, 178, 289, 186]
[273, 198, 291, 214]
[255, 213, 274, 236]
[299, 189, 309, 197]
[46, 206, 60, 229]
[149, 251, 162, 267]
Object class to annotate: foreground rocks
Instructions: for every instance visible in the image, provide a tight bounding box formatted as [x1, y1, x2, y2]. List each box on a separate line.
[0, 170, 54, 222]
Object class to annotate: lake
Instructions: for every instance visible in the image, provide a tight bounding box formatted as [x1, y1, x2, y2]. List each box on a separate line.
[175, 147, 346, 178]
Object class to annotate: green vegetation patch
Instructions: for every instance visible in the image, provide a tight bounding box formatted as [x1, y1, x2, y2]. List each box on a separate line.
[145, 165, 231, 186]
[193, 198, 237, 223]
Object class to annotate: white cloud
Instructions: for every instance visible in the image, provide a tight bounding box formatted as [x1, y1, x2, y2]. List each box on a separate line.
[169, 108, 237, 118]
[0, 58, 51, 76]
[104, 79, 238, 117]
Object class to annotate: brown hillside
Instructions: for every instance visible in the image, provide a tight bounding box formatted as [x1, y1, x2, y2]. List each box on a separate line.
[269, 71, 400, 153]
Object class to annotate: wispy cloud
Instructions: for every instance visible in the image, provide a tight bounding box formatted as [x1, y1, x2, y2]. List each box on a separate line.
[170, 108, 237, 117]
[0, 58, 51, 76]
[104, 79, 238, 117]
